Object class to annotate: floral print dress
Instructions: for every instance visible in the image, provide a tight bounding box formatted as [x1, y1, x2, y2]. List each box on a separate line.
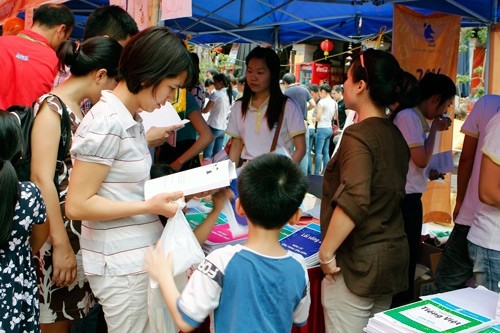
[0, 182, 46, 333]
[33, 94, 96, 323]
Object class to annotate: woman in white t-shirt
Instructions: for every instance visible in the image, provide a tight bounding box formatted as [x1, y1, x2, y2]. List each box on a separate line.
[226, 47, 306, 164]
[202, 73, 233, 161]
[65, 27, 193, 333]
[391, 72, 455, 307]
[313, 84, 336, 175]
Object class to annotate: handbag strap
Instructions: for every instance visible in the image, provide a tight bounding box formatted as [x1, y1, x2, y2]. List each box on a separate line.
[270, 101, 286, 152]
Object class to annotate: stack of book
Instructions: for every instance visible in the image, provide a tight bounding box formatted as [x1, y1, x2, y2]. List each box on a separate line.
[185, 198, 322, 266]
[185, 199, 248, 254]
[364, 298, 494, 333]
[279, 222, 321, 267]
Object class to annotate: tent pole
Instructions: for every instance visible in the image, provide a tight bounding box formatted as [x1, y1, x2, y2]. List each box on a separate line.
[484, 24, 491, 93]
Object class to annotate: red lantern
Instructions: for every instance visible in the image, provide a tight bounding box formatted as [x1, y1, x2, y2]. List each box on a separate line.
[320, 39, 334, 56]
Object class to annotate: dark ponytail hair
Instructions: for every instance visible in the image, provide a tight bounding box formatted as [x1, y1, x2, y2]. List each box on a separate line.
[389, 70, 420, 121]
[213, 73, 233, 104]
[0, 112, 23, 247]
[418, 72, 456, 107]
[350, 48, 403, 108]
[241, 47, 287, 130]
[58, 36, 123, 78]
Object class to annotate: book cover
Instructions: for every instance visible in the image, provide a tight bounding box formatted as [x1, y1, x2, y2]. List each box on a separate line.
[144, 160, 237, 199]
[185, 201, 248, 245]
[279, 223, 321, 262]
[375, 298, 493, 333]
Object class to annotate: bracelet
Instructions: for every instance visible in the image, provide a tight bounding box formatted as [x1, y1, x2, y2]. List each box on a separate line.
[319, 254, 336, 265]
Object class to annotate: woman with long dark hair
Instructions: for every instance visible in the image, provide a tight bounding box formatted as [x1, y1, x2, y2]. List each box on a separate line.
[0, 112, 47, 332]
[226, 46, 306, 164]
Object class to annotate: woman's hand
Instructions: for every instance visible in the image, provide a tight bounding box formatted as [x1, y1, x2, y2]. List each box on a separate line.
[428, 168, 445, 181]
[51, 239, 77, 287]
[431, 116, 452, 132]
[148, 191, 184, 218]
[320, 256, 341, 277]
[170, 159, 183, 171]
[146, 125, 182, 148]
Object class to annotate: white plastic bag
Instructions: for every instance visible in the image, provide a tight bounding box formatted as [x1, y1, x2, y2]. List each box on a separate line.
[148, 201, 205, 333]
[150, 201, 205, 288]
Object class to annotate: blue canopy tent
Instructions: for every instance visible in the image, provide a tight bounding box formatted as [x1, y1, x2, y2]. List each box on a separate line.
[59, 0, 498, 47]
[159, 0, 498, 47]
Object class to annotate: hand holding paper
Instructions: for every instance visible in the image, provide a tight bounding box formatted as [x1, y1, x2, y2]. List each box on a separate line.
[144, 160, 237, 199]
[146, 124, 184, 148]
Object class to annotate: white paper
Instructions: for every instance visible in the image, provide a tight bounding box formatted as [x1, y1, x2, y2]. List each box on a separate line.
[426, 150, 454, 177]
[139, 103, 188, 133]
[220, 199, 248, 237]
[420, 286, 498, 319]
[144, 160, 237, 199]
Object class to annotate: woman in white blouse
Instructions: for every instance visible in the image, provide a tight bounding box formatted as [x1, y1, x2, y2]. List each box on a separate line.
[66, 27, 193, 333]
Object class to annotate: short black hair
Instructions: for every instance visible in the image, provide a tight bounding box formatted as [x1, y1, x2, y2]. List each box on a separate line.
[282, 73, 296, 84]
[84, 5, 139, 41]
[308, 84, 319, 93]
[332, 85, 343, 93]
[119, 26, 194, 95]
[319, 84, 331, 93]
[206, 68, 218, 76]
[204, 78, 214, 87]
[237, 154, 307, 229]
[33, 3, 74, 32]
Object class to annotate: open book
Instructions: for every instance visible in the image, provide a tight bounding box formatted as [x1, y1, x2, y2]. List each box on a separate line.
[144, 160, 237, 199]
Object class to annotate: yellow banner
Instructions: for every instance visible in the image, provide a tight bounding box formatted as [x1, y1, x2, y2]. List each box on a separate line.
[393, 5, 461, 224]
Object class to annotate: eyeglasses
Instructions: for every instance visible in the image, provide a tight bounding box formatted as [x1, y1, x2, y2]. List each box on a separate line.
[171, 88, 180, 106]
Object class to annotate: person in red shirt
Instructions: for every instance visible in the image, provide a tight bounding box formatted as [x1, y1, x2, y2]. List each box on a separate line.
[0, 3, 74, 109]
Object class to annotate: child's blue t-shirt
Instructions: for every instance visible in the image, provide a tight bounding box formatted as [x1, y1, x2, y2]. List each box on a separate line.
[177, 244, 310, 332]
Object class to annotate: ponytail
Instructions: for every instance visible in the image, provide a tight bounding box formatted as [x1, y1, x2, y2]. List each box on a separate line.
[0, 113, 23, 248]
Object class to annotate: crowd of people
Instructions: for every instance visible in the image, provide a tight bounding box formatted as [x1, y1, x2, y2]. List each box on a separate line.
[1, 2, 499, 333]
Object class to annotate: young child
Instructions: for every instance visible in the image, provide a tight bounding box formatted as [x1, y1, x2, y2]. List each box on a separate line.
[146, 154, 311, 332]
[0, 112, 47, 332]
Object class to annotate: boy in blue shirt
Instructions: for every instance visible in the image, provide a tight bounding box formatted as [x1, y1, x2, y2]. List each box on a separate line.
[146, 154, 311, 332]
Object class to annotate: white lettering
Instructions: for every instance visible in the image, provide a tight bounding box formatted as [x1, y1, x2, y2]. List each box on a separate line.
[316, 66, 329, 73]
[16, 53, 29, 61]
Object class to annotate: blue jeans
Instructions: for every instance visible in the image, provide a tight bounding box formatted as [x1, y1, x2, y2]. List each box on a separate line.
[203, 126, 225, 159]
[468, 241, 500, 292]
[434, 224, 472, 292]
[307, 128, 315, 175]
[299, 126, 309, 175]
[314, 127, 332, 175]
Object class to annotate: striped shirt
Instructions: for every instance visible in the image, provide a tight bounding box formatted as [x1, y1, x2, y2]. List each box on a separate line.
[71, 90, 162, 276]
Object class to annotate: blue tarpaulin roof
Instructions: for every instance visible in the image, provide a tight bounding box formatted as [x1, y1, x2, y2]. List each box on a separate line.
[62, 0, 499, 46]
